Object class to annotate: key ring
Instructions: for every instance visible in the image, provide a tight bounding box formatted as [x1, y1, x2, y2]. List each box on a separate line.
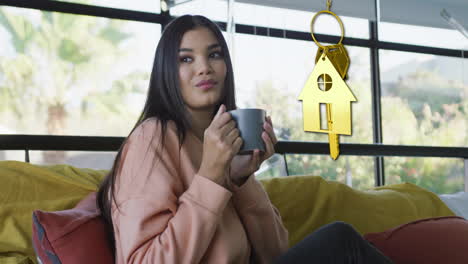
[310, 10, 345, 49]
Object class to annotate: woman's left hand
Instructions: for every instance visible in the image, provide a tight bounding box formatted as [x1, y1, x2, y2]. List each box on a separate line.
[229, 116, 278, 186]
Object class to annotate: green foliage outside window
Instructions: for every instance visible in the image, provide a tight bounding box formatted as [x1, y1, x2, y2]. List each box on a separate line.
[0, 7, 152, 163]
[253, 59, 466, 194]
[0, 7, 466, 194]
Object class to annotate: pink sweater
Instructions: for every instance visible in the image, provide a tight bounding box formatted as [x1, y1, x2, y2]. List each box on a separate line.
[112, 118, 289, 264]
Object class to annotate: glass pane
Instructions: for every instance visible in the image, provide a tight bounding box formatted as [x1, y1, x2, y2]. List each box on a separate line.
[0, 7, 160, 136]
[233, 33, 373, 144]
[379, 22, 468, 50]
[380, 50, 468, 146]
[0, 151, 25, 162]
[385, 157, 464, 194]
[256, 154, 288, 179]
[52, 0, 160, 13]
[285, 154, 375, 190]
[170, 0, 228, 23]
[234, 3, 369, 39]
[30, 150, 117, 170]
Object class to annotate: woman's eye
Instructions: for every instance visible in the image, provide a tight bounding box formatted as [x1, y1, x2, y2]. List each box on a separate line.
[210, 51, 223, 59]
[180, 56, 192, 63]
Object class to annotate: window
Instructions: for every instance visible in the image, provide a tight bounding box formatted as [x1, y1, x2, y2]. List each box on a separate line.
[0, 1, 466, 190]
[52, 0, 160, 13]
[0, 6, 160, 137]
[256, 154, 288, 179]
[0, 151, 25, 162]
[29, 150, 117, 169]
[233, 2, 369, 39]
[170, 0, 228, 22]
[385, 157, 465, 194]
[232, 33, 373, 144]
[285, 154, 375, 190]
[380, 50, 468, 147]
[379, 22, 468, 50]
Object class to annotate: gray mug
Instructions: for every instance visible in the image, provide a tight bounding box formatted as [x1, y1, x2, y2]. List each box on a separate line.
[229, 108, 266, 155]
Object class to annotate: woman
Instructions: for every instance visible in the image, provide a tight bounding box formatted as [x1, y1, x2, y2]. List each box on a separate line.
[97, 15, 393, 264]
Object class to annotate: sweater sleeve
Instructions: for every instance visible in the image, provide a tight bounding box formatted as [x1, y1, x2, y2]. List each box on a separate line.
[113, 119, 232, 264]
[230, 175, 289, 264]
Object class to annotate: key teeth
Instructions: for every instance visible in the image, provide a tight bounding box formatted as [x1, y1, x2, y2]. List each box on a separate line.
[331, 151, 339, 160]
[329, 134, 340, 160]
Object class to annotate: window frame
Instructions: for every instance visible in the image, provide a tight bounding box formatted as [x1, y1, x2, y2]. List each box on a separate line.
[0, 0, 467, 188]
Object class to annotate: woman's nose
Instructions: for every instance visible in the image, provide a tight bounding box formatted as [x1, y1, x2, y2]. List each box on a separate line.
[196, 58, 213, 75]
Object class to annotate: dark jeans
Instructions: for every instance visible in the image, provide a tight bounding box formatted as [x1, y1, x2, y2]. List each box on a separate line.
[274, 222, 393, 264]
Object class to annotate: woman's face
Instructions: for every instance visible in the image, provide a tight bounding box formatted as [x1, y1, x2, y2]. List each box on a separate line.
[178, 27, 227, 113]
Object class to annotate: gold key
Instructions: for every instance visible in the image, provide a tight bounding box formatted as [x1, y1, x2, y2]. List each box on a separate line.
[314, 44, 350, 160]
[315, 44, 350, 79]
[298, 3, 356, 161]
[325, 104, 340, 160]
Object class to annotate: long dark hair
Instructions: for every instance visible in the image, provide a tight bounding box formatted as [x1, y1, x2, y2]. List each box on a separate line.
[96, 15, 237, 254]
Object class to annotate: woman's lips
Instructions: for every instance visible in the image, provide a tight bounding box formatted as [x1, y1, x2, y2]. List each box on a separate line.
[196, 80, 217, 90]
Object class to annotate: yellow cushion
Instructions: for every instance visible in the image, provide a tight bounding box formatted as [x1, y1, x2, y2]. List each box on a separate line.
[0, 161, 106, 264]
[0, 161, 456, 261]
[259, 175, 455, 247]
[0, 254, 34, 264]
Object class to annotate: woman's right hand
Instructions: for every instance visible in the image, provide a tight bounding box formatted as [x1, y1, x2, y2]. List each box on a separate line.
[198, 104, 243, 186]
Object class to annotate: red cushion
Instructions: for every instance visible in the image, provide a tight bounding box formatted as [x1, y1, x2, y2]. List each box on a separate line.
[32, 192, 114, 264]
[364, 216, 468, 264]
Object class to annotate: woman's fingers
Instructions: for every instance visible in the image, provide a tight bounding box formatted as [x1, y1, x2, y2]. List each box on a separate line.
[261, 130, 275, 161]
[253, 149, 261, 170]
[213, 104, 225, 121]
[211, 104, 232, 129]
[218, 104, 225, 114]
[263, 116, 277, 145]
[268, 116, 278, 145]
[225, 126, 240, 144]
[220, 120, 237, 137]
[232, 136, 243, 154]
[209, 105, 237, 143]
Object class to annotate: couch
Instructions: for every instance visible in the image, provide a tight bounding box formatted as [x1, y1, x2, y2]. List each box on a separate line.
[0, 160, 463, 264]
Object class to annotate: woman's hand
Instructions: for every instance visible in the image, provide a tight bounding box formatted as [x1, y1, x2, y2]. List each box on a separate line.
[198, 104, 243, 186]
[230, 116, 278, 186]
